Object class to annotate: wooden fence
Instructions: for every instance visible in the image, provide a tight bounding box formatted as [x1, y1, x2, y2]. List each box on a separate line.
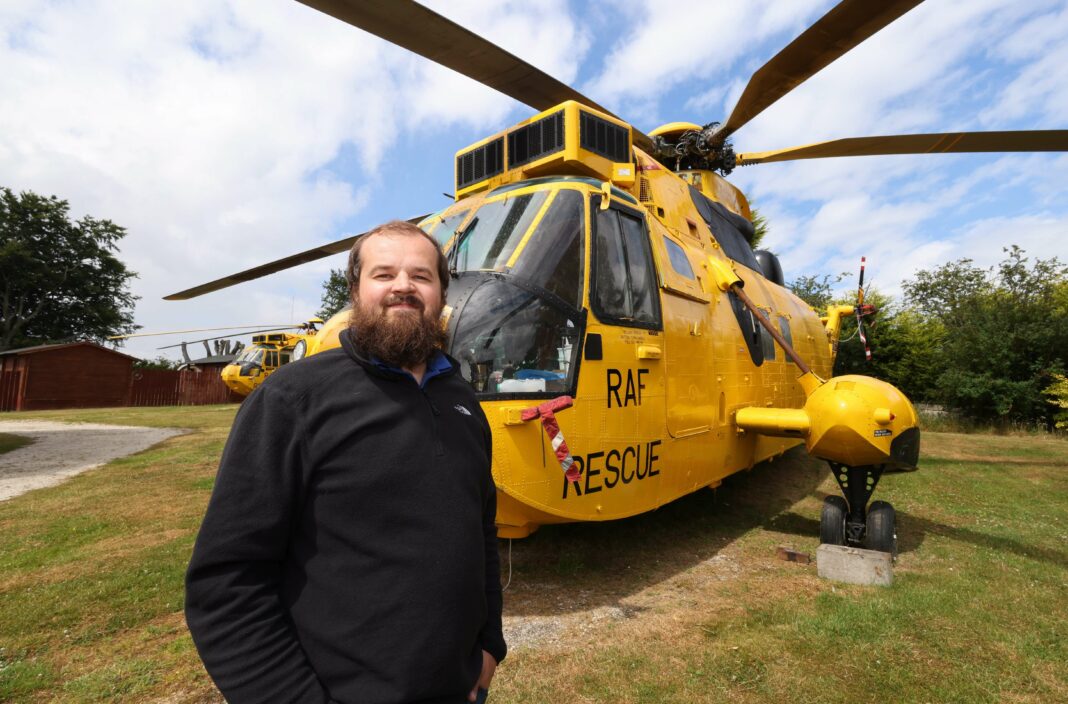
[128, 368, 239, 407]
[0, 370, 23, 412]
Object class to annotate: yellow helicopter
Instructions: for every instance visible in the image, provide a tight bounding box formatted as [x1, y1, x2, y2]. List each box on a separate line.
[110, 320, 323, 396]
[218, 320, 323, 396]
[166, 0, 1068, 551]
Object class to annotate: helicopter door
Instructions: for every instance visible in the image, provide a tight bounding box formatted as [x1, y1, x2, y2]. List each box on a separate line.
[576, 198, 666, 509]
[653, 230, 715, 440]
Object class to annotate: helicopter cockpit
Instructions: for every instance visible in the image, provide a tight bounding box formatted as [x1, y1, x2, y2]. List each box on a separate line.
[231, 346, 266, 375]
[425, 178, 603, 398]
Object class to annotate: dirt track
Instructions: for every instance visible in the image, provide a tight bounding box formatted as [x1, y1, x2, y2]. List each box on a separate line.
[0, 420, 185, 501]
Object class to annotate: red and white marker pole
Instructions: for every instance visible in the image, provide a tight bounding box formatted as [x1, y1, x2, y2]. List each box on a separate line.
[521, 395, 579, 482]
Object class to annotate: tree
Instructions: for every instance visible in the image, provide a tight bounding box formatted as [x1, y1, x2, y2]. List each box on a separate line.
[902, 246, 1068, 426]
[831, 289, 944, 402]
[1044, 373, 1068, 429]
[749, 207, 769, 251]
[317, 268, 349, 320]
[788, 272, 849, 314]
[0, 188, 138, 352]
[134, 355, 181, 370]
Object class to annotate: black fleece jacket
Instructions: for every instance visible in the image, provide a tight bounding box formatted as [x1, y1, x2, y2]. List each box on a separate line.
[185, 330, 505, 704]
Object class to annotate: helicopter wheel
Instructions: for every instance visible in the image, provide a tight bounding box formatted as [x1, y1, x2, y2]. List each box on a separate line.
[819, 495, 848, 546]
[865, 500, 897, 556]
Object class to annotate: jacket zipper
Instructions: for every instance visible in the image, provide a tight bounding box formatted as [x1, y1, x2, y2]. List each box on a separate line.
[421, 387, 444, 456]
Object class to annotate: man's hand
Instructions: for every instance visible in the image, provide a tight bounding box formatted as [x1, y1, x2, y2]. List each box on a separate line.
[468, 650, 497, 701]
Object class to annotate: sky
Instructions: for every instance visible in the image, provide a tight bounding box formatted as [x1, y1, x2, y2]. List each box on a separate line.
[2, 0, 1066, 361]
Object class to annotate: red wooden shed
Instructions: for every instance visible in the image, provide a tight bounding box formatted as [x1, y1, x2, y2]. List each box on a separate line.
[0, 341, 136, 411]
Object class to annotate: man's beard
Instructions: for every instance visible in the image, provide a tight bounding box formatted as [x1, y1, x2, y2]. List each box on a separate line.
[348, 294, 448, 369]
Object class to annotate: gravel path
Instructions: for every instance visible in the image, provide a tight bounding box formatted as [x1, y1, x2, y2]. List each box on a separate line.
[0, 420, 186, 502]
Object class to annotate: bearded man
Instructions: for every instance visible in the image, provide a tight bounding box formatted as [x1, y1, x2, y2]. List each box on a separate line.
[186, 220, 505, 704]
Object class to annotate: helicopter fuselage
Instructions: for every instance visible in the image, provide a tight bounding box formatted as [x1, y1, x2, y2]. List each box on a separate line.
[221, 331, 312, 396]
[301, 102, 857, 538]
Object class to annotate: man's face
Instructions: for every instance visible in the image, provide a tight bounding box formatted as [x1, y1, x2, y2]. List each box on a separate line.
[356, 233, 443, 322]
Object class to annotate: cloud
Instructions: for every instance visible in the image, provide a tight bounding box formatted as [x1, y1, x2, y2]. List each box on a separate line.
[1, 0, 1064, 361]
[582, 0, 827, 123]
[0, 0, 586, 358]
[980, 3, 1068, 126]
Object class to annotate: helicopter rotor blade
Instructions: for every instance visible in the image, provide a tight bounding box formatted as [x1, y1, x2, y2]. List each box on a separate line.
[108, 324, 297, 340]
[294, 0, 655, 152]
[736, 130, 1068, 165]
[156, 326, 302, 350]
[163, 214, 429, 300]
[717, 0, 923, 141]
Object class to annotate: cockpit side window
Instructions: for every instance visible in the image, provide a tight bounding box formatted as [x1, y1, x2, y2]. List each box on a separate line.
[663, 235, 696, 280]
[592, 205, 662, 329]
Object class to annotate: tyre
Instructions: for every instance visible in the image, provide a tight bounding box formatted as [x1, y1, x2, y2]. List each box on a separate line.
[865, 500, 897, 556]
[820, 496, 847, 546]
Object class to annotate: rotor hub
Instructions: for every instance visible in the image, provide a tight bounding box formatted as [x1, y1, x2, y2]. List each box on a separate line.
[649, 121, 737, 175]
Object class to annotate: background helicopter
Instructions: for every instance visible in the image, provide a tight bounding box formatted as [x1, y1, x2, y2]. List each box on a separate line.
[164, 0, 1066, 551]
[110, 320, 323, 396]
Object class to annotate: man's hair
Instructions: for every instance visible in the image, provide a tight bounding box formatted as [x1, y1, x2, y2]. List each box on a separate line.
[347, 220, 449, 300]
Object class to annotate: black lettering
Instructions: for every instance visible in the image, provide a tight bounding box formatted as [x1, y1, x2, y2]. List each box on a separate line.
[584, 452, 604, 494]
[607, 369, 622, 408]
[648, 440, 661, 477]
[605, 449, 621, 488]
[636, 441, 648, 479]
[621, 446, 637, 484]
[637, 368, 648, 405]
[562, 456, 584, 499]
[624, 370, 637, 406]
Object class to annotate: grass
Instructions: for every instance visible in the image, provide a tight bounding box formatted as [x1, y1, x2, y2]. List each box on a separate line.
[0, 406, 234, 703]
[917, 408, 1066, 436]
[0, 432, 35, 455]
[1, 406, 1066, 702]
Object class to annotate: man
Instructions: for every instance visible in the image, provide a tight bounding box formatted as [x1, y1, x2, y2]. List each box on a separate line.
[186, 220, 505, 703]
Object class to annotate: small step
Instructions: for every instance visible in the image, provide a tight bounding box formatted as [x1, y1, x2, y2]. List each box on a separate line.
[816, 544, 893, 587]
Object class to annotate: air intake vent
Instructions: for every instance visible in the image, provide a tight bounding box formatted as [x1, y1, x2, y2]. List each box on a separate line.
[639, 176, 652, 202]
[507, 111, 565, 168]
[456, 136, 504, 190]
[580, 111, 630, 162]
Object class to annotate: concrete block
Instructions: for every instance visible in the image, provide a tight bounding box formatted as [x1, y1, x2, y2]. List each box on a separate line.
[816, 544, 893, 587]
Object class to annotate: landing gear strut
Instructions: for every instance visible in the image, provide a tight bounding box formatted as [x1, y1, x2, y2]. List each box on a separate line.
[819, 463, 897, 555]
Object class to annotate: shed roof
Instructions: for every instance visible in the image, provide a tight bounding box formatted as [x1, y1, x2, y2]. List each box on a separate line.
[0, 340, 139, 361]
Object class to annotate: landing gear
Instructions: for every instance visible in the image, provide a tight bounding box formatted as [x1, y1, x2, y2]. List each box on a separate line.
[819, 496, 847, 546]
[865, 501, 897, 556]
[819, 463, 897, 555]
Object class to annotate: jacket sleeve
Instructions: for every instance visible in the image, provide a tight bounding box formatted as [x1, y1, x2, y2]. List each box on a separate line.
[185, 383, 331, 703]
[477, 421, 507, 664]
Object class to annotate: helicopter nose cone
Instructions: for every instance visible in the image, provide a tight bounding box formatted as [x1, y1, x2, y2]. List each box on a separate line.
[221, 364, 254, 397]
[805, 375, 920, 468]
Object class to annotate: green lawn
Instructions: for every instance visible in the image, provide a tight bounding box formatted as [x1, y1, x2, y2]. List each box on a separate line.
[0, 406, 1065, 702]
[0, 432, 35, 455]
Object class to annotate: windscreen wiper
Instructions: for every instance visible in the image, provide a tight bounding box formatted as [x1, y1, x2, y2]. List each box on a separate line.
[448, 216, 478, 277]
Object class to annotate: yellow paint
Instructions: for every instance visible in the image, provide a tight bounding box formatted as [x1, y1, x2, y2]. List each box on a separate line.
[220, 328, 319, 397]
[298, 101, 919, 538]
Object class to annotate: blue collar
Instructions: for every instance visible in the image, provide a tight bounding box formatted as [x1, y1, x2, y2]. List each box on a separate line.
[372, 350, 452, 389]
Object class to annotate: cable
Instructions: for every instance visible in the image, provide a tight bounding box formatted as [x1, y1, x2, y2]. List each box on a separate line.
[501, 539, 513, 591]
